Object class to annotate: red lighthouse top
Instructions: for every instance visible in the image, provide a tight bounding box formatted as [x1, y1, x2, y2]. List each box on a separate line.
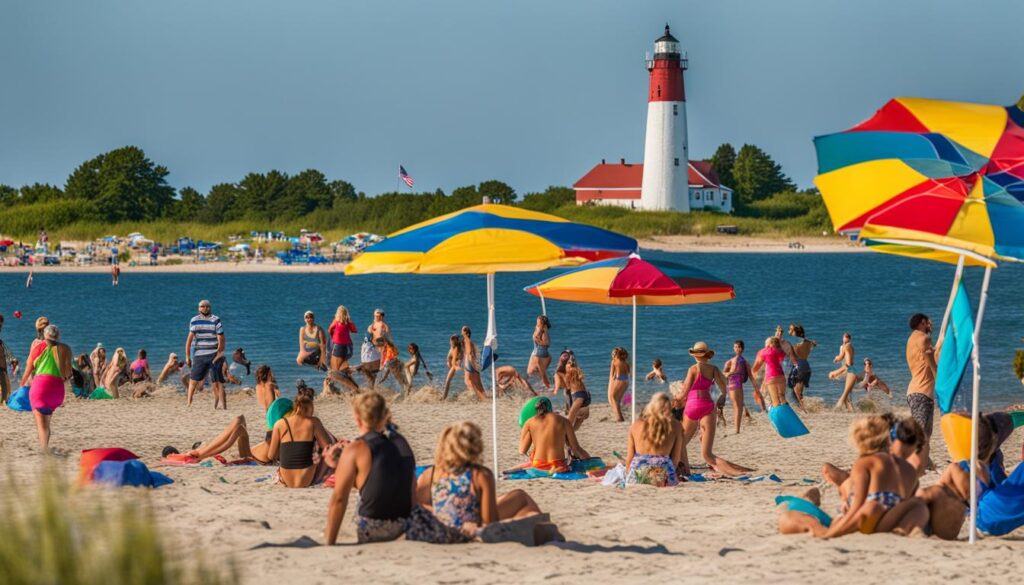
[647, 24, 686, 103]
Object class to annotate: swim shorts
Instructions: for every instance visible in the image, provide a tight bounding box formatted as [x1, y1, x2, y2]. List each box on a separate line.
[331, 343, 353, 360]
[190, 353, 225, 383]
[571, 390, 591, 408]
[907, 393, 935, 436]
[787, 364, 812, 389]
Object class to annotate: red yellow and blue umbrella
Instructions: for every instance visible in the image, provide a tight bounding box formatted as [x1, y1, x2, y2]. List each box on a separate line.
[524, 255, 735, 421]
[346, 203, 637, 471]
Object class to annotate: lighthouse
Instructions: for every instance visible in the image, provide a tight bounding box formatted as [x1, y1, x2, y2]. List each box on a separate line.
[640, 24, 689, 212]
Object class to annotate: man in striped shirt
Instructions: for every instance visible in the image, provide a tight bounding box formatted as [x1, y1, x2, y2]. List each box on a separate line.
[184, 299, 227, 409]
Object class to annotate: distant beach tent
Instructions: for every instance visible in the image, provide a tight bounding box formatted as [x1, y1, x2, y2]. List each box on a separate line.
[524, 254, 735, 423]
[345, 203, 637, 471]
[814, 96, 1024, 543]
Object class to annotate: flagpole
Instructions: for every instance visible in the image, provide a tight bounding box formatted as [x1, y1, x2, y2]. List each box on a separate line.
[631, 295, 637, 424]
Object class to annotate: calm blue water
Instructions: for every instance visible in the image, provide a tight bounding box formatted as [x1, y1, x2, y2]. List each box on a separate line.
[2, 251, 1022, 408]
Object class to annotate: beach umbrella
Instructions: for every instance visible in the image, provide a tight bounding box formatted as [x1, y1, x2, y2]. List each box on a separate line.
[814, 96, 1024, 542]
[345, 202, 637, 471]
[524, 254, 735, 423]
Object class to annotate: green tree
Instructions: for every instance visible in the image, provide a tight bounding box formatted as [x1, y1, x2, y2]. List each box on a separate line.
[236, 171, 287, 220]
[478, 180, 517, 204]
[19, 183, 65, 204]
[708, 143, 737, 188]
[520, 186, 575, 212]
[171, 186, 206, 221]
[64, 155, 105, 200]
[277, 169, 330, 219]
[328, 179, 357, 206]
[732, 144, 795, 210]
[0, 184, 15, 206]
[450, 185, 481, 208]
[63, 146, 174, 221]
[201, 183, 240, 223]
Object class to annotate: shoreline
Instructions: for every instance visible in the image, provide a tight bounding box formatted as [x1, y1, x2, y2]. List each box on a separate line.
[0, 236, 863, 273]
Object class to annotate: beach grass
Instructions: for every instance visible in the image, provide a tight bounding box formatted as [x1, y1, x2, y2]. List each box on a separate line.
[0, 466, 236, 585]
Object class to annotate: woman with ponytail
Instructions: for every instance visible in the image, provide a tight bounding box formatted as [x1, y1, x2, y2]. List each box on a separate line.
[625, 393, 684, 486]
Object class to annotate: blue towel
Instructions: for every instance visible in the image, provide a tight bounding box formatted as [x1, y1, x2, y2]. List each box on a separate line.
[7, 386, 31, 412]
[93, 460, 173, 488]
[977, 463, 1024, 536]
[775, 495, 832, 528]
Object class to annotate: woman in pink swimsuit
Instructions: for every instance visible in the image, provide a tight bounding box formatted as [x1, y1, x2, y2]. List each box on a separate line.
[674, 342, 753, 477]
[752, 337, 786, 407]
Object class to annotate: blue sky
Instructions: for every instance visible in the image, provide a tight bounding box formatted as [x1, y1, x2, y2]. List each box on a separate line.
[1, 0, 1021, 197]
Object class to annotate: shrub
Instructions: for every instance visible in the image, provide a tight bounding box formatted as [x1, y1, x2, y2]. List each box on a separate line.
[0, 467, 236, 585]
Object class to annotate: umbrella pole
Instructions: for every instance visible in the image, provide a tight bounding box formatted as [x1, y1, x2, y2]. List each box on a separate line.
[969, 265, 992, 544]
[631, 296, 637, 424]
[487, 272, 499, 476]
[937, 255, 966, 346]
[539, 289, 546, 317]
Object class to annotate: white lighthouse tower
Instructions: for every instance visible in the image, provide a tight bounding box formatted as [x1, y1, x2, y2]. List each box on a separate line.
[640, 24, 689, 212]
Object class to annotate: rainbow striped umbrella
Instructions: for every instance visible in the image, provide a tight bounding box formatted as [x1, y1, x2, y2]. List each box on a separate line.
[346, 203, 637, 471]
[524, 255, 734, 422]
[814, 97, 1024, 542]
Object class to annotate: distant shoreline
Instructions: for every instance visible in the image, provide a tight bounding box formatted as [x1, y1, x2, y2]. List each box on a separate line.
[0, 236, 863, 273]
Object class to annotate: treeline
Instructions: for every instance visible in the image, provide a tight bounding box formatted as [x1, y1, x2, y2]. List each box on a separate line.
[0, 144, 826, 239]
[0, 146, 574, 237]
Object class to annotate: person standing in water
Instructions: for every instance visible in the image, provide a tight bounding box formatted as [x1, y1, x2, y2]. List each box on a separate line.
[607, 347, 630, 423]
[296, 310, 327, 371]
[461, 326, 486, 400]
[111, 263, 120, 286]
[367, 308, 390, 344]
[328, 305, 357, 372]
[20, 325, 72, 448]
[787, 324, 817, 410]
[184, 299, 227, 409]
[906, 313, 938, 467]
[526, 316, 552, 391]
[442, 335, 463, 400]
[833, 332, 859, 412]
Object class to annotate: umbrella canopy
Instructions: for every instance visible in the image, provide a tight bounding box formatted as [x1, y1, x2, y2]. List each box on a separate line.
[524, 254, 734, 423]
[344, 202, 637, 473]
[525, 255, 735, 305]
[814, 97, 1024, 263]
[345, 204, 638, 275]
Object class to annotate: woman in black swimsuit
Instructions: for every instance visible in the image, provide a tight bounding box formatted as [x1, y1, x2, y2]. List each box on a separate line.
[267, 389, 341, 488]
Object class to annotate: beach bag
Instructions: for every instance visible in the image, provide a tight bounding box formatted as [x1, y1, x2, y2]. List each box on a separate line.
[602, 463, 626, 487]
[7, 386, 31, 411]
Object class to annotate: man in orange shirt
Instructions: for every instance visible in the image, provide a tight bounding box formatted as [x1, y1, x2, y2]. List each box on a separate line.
[906, 313, 938, 466]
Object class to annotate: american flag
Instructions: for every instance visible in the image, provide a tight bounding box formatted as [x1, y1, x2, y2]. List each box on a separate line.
[399, 165, 415, 187]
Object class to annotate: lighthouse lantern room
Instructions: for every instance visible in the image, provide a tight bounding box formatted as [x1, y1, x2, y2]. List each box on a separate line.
[640, 24, 689, 212]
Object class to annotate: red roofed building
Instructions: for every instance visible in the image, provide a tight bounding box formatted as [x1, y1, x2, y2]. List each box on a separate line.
[574, 159, 734, 213]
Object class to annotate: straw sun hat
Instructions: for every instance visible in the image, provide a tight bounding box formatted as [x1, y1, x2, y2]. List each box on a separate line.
[687, 341, 714, 359]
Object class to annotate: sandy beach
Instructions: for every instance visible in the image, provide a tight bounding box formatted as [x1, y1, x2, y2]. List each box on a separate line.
[0, 235, 862, 274]
[1, 386, 1018, 585]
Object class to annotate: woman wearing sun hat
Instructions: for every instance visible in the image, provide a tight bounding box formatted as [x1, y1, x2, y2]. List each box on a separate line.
[674, 341, 753, 477]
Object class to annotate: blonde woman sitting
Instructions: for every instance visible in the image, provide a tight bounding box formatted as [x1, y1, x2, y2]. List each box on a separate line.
[625, 392, 685, 486]
[417, 421, 552, 543]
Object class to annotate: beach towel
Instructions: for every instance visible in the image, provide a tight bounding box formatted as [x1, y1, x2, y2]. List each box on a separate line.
[89, 387, 114, 400]
[7, 386, 31, 411]
[768, 404, 809, 438]
[978, 463, 1024, 536]
[775, 495, 833, 528]
[503, 458, 605, 481]
[93, 459, 173, 489]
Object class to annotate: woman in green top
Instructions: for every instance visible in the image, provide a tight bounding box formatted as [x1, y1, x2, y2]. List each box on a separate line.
[20, 325, 72, 448]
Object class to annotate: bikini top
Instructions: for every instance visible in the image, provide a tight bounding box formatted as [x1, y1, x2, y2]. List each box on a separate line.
[430, 466, 482, 529]
[691, 367, 714, 400]
[278, 417, 315, 470]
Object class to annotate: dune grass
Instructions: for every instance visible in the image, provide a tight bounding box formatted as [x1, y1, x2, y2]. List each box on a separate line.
[0, 467, 236, 585]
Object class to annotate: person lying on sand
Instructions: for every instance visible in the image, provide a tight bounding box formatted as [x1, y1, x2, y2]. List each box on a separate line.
[518, 396, 590, 472]
[165, 414, 273, 464]
[626, 393, 684, 485]
[416, 421, 562, 545]
[778, 415, 929, 538]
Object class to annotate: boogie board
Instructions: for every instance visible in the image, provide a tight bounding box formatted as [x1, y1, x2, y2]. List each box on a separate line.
[768, 403, 809, 438]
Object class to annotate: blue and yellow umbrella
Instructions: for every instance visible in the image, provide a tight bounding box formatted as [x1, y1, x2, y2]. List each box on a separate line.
[346, 203, 637, 471]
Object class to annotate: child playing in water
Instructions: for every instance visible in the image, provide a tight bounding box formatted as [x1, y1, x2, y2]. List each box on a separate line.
[828, 332, 854, 380]
[129, 349, 151, 383]
[860, 358, 892, 396]
[495, 365, 537, 396]
[645, 358, 667, 383]
[720, 340, 756, 434]
[405, 342, 434, 385]
[376, 338, 411, 395]
[607, 347, 630, 423]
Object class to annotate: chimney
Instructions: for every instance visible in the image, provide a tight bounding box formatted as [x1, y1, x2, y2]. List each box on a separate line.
[620, 158, 625, 165]
[601, 158, 605, 164]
